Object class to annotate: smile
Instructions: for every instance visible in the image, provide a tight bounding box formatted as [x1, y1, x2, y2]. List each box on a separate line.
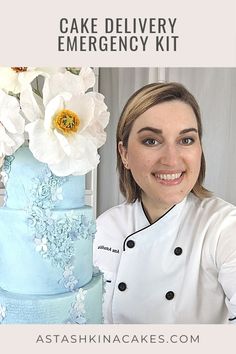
[153, 171, 185, 185]
[156, 173, 182, 180]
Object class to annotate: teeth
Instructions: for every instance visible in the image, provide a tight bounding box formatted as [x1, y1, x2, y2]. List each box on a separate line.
[156, 173, 182, 180]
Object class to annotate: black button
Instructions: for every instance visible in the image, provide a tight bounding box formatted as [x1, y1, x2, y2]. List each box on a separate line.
[127, 240, 135, 248]
[118, 282, 127, 291]
[174, 247, 182, 256]
[165, 291, 175, 300]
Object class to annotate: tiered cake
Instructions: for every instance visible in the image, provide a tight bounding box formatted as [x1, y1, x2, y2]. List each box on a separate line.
[0, 146, 103, 324]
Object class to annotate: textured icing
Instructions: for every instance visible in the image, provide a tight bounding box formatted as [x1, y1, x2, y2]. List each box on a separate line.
[0, 273, 103, 324]
[2, 147, 85, 209]
[0, 207, 94, 294]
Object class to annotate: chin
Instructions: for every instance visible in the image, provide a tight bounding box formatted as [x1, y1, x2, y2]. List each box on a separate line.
[160, 192, 188, 208]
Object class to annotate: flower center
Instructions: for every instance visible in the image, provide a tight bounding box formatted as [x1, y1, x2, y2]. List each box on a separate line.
[53, 109, 80, 135]
[11, 67, 28, 73]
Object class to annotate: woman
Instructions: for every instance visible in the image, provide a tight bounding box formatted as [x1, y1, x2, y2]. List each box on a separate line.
[93, 82, 236, 324]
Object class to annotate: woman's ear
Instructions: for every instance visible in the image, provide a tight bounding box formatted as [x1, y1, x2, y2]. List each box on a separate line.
[118, 141, 129, 169]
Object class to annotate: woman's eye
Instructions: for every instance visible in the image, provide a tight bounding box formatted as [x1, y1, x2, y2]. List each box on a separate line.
[180, 137, 195, 145]
[143, 138, 159, 146]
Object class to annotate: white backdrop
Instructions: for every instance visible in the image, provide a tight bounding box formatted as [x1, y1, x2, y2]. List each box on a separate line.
[97, 67, 236, 216]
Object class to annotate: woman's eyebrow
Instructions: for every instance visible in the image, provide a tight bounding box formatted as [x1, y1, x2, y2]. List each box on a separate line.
[137, 127, 162, 134]
[137, 127, 198, 134]
[179, 128, 198, 134]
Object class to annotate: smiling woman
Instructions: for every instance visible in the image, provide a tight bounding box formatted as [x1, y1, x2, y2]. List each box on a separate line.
[93, 82, 236, 324]
[118, 100, 202, 221]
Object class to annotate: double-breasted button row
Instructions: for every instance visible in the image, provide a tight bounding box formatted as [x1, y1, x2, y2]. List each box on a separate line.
[119, 244, 181, 298]
[118, 282, 175, 302]
[126, 241, 182, 256]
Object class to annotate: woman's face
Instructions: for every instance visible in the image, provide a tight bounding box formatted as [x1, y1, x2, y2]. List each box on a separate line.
[119, 100, 202, 215]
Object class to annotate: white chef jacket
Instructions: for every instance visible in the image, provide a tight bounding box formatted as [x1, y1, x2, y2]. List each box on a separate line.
[93, 193, 236, 324]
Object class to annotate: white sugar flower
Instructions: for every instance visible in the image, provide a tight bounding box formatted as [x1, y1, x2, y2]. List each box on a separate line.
[51, 187, 63, 202]
[74, 289, 87, 313]
[63, 265, 74, 278]
[21, 70, 110, 176]
[0, 67, 65, 94]
[65, 275, 78, 291]
[0, 89, 25, 159]
[35, 237, 48, 252]
[42, 68, 96, 105]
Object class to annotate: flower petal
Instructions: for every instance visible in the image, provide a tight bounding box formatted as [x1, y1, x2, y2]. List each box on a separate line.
[44, 94, 66, 131]
[18, 71, 42, 91]
[0, 124, 24, 156]
[53, 129, 72, 156]
[78, 67, 95, 91]
[54, 130, 86, 160]
[0, 124, 15, 146]
[37, 67, 66, 76]
[26, 120, 65, 164]
[0, 91, 24, 134]
[86, 92, 110, 128]
[0, 68, 48, 94]
[82, 124, 107, 148]
[66, 94, 94, 132]
[49, 138, 99, 176]
[43, 71, 84, 106]
[0, 68, 20, 93]
[0, 89, 25, 155]
[20, 85, 44, 122]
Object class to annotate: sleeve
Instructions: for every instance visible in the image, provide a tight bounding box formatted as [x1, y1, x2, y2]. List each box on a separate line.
[216, 213, 236, 323]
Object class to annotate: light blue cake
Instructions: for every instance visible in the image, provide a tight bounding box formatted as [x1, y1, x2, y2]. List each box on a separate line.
[0, 147, 103, 324]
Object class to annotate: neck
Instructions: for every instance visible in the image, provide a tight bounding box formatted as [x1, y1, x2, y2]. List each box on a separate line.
[141, 194, 175, 224]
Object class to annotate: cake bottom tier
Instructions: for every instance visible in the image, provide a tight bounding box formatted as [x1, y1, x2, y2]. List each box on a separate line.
[0, 206, 94, 295]
[0, 274, 103, 324]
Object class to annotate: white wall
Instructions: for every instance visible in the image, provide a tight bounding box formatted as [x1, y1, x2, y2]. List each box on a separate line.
[97, 67, 236, 216]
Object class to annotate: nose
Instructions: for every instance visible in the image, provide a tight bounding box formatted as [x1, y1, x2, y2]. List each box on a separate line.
[159, 144, 181, 167]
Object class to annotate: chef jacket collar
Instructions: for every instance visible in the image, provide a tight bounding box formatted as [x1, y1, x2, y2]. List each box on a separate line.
[141, 201, 176, 225]
[123, 195, 188, 250]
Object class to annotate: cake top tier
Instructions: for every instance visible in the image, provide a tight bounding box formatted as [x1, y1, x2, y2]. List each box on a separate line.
[1, 147, 85, 210]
